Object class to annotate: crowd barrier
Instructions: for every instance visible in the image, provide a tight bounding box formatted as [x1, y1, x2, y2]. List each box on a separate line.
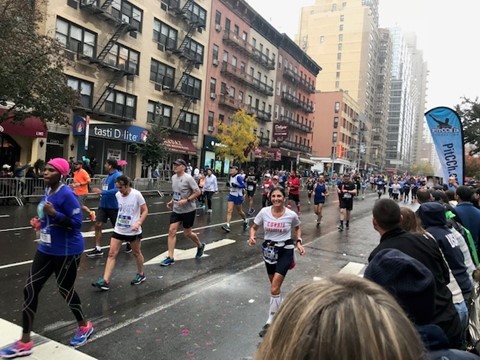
[0, 176, 169, 206]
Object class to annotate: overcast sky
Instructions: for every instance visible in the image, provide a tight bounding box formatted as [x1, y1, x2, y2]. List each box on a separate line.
[246, 0, 480, 110]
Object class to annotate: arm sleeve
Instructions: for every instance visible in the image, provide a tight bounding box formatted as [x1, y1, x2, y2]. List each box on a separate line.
[213, 177, 218, 192]
[53, 190, 82, 230]
[236, 175, 246, 189]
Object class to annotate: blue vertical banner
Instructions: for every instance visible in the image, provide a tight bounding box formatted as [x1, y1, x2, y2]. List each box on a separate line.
[424, 107, 465, 184]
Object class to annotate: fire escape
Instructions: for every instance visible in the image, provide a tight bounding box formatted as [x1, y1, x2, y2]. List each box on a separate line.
[164, 0, 205, 132]
[80, 0, 138, 120]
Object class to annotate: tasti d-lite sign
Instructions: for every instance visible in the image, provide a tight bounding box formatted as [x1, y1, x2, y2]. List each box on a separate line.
[424, 107, 465, 183]
[73, 115, 148, 143]
[272, 123, 289, 142]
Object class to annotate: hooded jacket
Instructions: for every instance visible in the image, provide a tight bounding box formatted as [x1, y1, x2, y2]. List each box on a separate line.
[419, 202, 472, 298]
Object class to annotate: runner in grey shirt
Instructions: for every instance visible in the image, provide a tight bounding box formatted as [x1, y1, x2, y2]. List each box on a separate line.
[160, 159, 205, 266]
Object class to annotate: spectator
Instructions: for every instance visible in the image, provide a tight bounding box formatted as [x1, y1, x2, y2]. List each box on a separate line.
[369, 199, 463, 349]
[455, 186, 480, 251]
[365, 249, 479, 359]
[256, 274, 426, 360]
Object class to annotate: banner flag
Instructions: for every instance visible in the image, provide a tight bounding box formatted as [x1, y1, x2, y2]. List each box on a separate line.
[424, 106, 465, 184]
[84, 115, 90, 151]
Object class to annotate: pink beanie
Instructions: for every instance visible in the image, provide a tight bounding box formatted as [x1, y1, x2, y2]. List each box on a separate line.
[47, 158, 70, 176]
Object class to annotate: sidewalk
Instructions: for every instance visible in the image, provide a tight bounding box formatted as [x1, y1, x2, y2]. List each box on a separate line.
[0, 319, 96, 360]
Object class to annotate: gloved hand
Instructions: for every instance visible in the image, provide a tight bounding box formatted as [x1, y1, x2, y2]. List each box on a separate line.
[231, 183, 238, 188]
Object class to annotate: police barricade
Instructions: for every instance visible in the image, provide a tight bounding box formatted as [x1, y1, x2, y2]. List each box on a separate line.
[0, 178, 23, 206]
[132, 178, 165, 197]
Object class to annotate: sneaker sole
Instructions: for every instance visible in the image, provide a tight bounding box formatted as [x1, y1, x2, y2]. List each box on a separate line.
[131, 278, 146, 285]
[70, 327, 94, 347]
[160, 261, 174, 267]
[86, 253, 103, 258]
[221, 227, 231, 232]
[1, 349, 33, 358]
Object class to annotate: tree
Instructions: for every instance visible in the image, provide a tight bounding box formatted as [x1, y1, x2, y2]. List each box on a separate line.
[135, 123, 169, 173]
[455, 97, 480, 155]
[465, 155, 480, 178]
[215, 109, 259, 165]
[410, 162, 434, 176]
[0, 0, 79, 125]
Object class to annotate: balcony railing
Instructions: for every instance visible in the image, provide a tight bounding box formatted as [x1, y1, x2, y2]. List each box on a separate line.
[279, 115, 313, 133]
[258, 136, 270, 147]
[80, 0, 139, 31]
[280, 139, 312, 154]
[250, 107, 272, 122]
[218, 94, 242, 110]
[222, 31, 275, 70]
[282, 67, 316, 94]
[221, 62, 273, 96]
[281, 92, 314, 113]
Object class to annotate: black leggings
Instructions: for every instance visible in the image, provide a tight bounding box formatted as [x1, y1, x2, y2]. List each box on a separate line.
[23, 251, 85, 334]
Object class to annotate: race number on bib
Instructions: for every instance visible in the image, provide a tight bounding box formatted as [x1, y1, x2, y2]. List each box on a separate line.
[40, 229, 51, 246]
[117, 215, 132, 228]
[262, 244, 278, 264]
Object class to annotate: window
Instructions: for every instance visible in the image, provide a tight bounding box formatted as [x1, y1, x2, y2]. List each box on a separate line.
[337, 62, 341, 70]
[153, 19, 177, 50]
[225, 18, 231, 32]
[150, 59, 175, 88]
[181, 75, 202, 99]
[339, 34, 343, 42]
[333, 117, 339, 129]
[184, 2, 207, 28]
[147, 101, 172, 127]
[332, 132, 338, 143]
[274, 105, 279, 119]
[278, 54, 282, 67]
[215, 10, 221, 25]
[336, 72, 340, 79]
[229, 86, 235, 100]
[210, 78, 216, 94]
[242, 31, 247, 42]
[339, 24, 344, 31]
[104, 43, 139, 74]
[238, 91, 243, 104]
[233, 25, 239, 36]
[335, 81, 340, 88]
[183, 38, 204, 64]
[212, 44, 219, 60]
[320, 36, 324, 43]
[223, 50, 229, 62]
[179, 111, 199, 133]
[67, 76, 93, 108]
[337, 53, 342, 61]
[111, 0, 143, 31]
[334, 102, 340, 113]
[231, 56, 237, 67]
[240, 61, 246, 72]
[338, 43, 342, 51]
[105, 90, 136, 119]
[251, 37, 256, 48]
[340, 14, 344, 22]
[220, 82, 227, 95]
[208, 111, 214, 127]
[55, 17, 96, 57]
[247, 95, 252, 105]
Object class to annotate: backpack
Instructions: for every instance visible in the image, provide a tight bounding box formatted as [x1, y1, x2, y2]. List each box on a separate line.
[446, 210, 479, 266]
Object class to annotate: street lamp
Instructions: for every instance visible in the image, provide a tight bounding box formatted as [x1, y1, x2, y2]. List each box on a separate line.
[330, 141, 337, 179]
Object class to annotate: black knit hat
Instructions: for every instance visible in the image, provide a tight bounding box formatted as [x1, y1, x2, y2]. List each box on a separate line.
[364, 249, 436, 325]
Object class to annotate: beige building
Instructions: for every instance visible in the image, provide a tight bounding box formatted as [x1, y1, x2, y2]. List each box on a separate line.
[297, 0, 380, 172]
[35, 0, 212, 177]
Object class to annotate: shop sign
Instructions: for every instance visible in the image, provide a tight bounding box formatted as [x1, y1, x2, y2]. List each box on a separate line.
[272, 123, 288, 142]
[73, 115, 148, 143]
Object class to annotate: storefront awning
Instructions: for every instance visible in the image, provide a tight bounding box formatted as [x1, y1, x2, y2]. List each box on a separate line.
[299, 157, 316, 165]
[164, 134, 197, 155]
[0, 110, 47, 138]
[254, 147, 282, 161]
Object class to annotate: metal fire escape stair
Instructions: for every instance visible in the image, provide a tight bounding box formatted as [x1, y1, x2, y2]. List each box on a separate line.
[92, 71, 126, 111]
[96, 23, 132, 62]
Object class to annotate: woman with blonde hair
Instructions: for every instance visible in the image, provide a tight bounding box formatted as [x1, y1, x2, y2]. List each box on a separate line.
[256, 274, 426, 360]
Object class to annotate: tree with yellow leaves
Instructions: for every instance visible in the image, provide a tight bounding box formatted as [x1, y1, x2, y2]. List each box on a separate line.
[215, 109, 259, 165]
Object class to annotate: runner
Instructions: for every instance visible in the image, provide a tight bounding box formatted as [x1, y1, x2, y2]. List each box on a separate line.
[305, 174, 315, 205]
[160, 159, 205, 266]
[313, 175, 329, 227]
[69, 160, 95, 221]
[245, 167, 260, 216]
[92, 175, 148, 290]
[287, 170, 301, 215]
[203, 168, 218, 214]
[337, 173, 357, 231]
[376, 175, 386, 199]
[261, 173, 273, 208]
[88, 159, 128, 257]
[221, 166, 248, 232]
[0, 158, 93, 358]
[248, 186, 305, 338]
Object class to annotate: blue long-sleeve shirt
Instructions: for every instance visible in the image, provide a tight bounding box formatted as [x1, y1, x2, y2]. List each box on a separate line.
[100, 170, 121, 209]
[38, 185, 84, 256]
[455, 202, 480, 250]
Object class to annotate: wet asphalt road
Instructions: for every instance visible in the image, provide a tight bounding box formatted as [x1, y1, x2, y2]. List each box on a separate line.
[0, 190, 418, 359]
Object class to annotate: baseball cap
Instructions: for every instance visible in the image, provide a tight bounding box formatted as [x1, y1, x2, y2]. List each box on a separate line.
[264, 173, 271, 177]
[230, 165, 239, 170]
[273, 175, 279, 180]
[173, 159, 187, 166]
[74, 160, 83, 165]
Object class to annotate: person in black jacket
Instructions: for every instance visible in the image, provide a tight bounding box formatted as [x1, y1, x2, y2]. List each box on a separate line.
[369, 198, 463, 349]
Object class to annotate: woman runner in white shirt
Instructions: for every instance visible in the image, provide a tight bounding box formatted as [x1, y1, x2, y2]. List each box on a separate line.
[249, 186, 305, 338]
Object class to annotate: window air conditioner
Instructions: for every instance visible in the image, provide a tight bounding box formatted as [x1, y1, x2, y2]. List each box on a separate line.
[210, 93, 216, 99]
[213, 59, 219, 66]
[208, 125, 214, 132]
[215, 24, 221, 32]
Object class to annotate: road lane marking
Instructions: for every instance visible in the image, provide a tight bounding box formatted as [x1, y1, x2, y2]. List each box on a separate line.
[0, 215, 10, 218]
[313, 261, 366, 281]
[144, 239, 236, 265]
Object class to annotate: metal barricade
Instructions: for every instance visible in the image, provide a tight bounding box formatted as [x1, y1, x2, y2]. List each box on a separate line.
[0, 178, 23, 206]
[22, 178, 46, 202]
[133, 178, 165, 197]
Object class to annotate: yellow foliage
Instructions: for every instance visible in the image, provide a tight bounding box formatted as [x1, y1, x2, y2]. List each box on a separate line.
[215, 109, 259, 163]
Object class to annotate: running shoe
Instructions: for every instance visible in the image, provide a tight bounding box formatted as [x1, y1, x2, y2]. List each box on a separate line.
[221, 224, 231, 232]
[124, 242, 132, 254]
[131, 273, 146, 285]
[70, 321, 94, 347]
[206, 209, 213, 214]
[337, 224, 344, 232]
[0, 340, 33, 358]
[346, 223, 350, 230]
[86, 248, 103, 258]
[195, 243, 206, 259]
[258, 324, 270, 338]
[92, 278, 110, 291]
[160, 257, 175, 266]
[89, 211, 96, 222]
[243, 220, 249, 229]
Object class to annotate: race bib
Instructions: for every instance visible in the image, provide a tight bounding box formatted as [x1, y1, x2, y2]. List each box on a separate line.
[247, 185, 254, 191]
[117, 214, 132, 228]
[172, 192, 182, 202]
[102, 184, 109, 191]
[40, 228, 51, 246]
[262, 244, 278, 264]
[343, 193, 352, 199]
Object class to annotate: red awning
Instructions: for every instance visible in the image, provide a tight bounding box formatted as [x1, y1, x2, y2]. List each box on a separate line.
[164, 134, 197, 155]
[0, 110, 47, 138]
